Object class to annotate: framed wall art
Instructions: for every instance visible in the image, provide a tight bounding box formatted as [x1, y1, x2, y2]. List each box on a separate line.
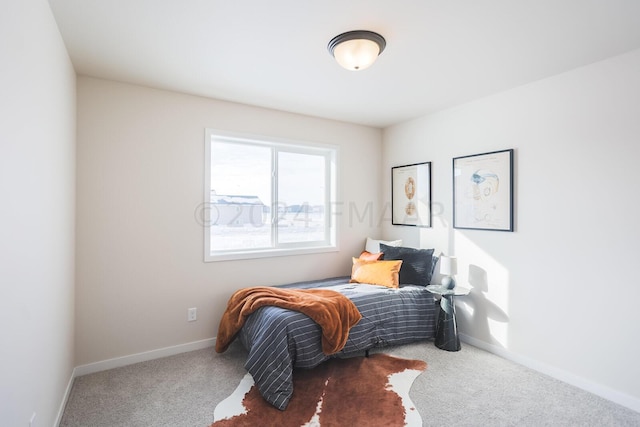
[453, 149, 514, 231]
[392, 162, 431, 227]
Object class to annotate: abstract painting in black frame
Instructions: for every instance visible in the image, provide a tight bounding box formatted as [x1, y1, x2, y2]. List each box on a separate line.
[453, 149, 514, 231]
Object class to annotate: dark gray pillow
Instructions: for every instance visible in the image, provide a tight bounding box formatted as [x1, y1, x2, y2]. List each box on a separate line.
[380, 244, 435, 285]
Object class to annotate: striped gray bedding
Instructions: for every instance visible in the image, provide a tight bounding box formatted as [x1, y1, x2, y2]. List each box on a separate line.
[237, 276, 437, 410]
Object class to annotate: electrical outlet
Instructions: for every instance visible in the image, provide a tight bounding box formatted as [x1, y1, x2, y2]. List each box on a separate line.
[187, 307, 197, 322]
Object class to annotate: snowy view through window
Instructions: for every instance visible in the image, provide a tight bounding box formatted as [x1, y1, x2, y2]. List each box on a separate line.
[207, 135, 334, 255]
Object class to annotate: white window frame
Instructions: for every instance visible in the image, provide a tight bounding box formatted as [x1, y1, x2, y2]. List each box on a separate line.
[203, 129, 339, 262]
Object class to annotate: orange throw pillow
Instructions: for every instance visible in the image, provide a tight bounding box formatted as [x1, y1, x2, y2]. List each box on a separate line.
[359, 250, 384, 261]
[350, 258, 403, 288]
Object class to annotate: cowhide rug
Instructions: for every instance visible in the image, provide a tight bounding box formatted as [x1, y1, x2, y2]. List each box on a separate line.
[210, 353, 427, 427]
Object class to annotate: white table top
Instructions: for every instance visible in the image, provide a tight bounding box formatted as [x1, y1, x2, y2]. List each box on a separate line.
[426, 284, 471, 296]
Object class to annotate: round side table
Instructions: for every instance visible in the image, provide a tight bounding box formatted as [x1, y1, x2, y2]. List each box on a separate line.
[426, 284, 470, 351]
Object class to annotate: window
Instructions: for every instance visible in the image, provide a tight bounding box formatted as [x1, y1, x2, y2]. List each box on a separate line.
[203, 129, 338, 261]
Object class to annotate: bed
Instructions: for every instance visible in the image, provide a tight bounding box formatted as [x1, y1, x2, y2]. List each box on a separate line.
[221, 274, 438, 410]
[215, 241, 439, 410]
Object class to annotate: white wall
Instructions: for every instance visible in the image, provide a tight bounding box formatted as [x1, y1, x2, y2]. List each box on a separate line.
[383, 49, 640, 410]
[0, 1, 76, 426]
[75, 77, 382, 365]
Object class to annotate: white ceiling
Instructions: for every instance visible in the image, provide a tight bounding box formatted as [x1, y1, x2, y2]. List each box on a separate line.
[49, 0, 640, 128]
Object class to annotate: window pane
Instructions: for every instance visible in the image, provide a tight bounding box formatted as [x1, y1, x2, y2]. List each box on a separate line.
[204, 129, 337, 261]
[277, 151, 326, 244]
[210, 141, 271, 251]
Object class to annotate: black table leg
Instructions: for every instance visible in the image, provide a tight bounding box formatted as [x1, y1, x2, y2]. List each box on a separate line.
[435, 294, 461, 351]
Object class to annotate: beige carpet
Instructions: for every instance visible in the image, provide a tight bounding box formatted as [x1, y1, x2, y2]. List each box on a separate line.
[60, 341, 640, 426]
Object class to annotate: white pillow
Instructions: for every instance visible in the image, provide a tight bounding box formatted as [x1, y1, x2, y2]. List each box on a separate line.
[365, 237, 403, 254]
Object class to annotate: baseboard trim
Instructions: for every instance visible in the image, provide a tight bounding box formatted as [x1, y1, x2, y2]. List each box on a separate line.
[459, 333, 640, 413]
[74, 337, 216, 377]
[55, 368, 76, 427]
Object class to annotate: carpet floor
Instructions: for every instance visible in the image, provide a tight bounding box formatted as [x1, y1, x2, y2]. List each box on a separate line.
[60, 340, 640, 426]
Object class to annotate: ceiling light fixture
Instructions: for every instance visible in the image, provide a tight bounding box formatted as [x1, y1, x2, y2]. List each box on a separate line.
[327, 30, 386, 71]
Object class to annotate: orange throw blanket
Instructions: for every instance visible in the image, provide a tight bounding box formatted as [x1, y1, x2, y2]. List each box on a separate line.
[215, 286, 362, 355]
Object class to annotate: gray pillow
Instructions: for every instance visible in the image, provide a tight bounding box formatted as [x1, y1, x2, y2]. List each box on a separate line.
[380, 244, 436, 285]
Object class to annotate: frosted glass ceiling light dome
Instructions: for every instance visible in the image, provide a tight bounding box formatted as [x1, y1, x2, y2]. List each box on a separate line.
[328, 30, 386, 71]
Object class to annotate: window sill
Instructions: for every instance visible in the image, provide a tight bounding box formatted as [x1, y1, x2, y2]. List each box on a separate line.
[204, 245, 339, 262]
